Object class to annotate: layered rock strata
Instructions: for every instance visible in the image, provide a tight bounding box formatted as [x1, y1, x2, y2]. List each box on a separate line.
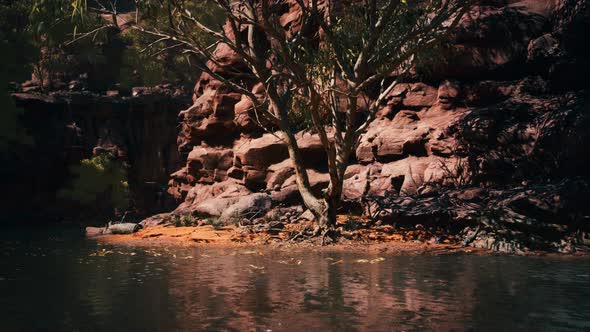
[168, 0, 590, 228]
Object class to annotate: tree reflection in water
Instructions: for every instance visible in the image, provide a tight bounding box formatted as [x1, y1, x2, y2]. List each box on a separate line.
[2, 233, 590, 331]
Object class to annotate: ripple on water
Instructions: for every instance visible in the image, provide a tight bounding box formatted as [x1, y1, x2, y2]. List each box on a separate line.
[1, 235, 590, 331]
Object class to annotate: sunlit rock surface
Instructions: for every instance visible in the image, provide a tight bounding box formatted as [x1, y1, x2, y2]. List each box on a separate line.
[168, 0, 590, 224]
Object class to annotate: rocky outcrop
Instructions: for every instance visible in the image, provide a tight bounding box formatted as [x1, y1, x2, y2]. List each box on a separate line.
[162, 0, 590, 249]
[11, 1, 589, 252]
[6, 86, 190, 219]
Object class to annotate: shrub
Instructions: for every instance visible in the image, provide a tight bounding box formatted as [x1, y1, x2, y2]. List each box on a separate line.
[172, 214, 198, 227]
[58, 152, 129, 212]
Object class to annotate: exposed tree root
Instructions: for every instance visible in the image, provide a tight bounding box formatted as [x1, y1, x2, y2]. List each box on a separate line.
[288, 223, 340, 245]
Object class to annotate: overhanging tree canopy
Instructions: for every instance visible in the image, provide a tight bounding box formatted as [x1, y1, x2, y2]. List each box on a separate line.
[78, 0, 470, 234]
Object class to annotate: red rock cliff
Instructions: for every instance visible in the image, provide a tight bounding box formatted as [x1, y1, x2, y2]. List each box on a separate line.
[166, 0, 590, 220]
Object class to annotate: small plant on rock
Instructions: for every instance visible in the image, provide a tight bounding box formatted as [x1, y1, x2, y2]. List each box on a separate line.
[204, 217, 224, 230]
[172, 215, 183, 227]
[181, 214, 197, 227]
[172, 213, 198, 227]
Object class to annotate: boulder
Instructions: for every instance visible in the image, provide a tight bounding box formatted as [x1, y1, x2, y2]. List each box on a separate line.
[423, 157, 469, 188]
[189, 197, 242, 217]
[427, 130, 457, 157]
[270, 183, 301, 204]
[220, 193, 272, 224]
[179, 84, 240, 144]
[296, 131, 327, 168]
[266, 159, 295, 190]
[375, 129, 428, 161]
[140, 213, 173, 227]
[196, 180, 249, 203]
[268, 169, 330, 204]
[181, 180, 252, 216]
[342, 164, 390, 200]
[235, 133, 289, 169]
[298, 209, 316, 222]
[381, 156, 438, 195]
[391, 110, 420, 129]
[243, 166, 267, 191]
[234, 95, 258, 132]
[356, 118, 431, 163]
[308, 170, 331, 192]
[403, 83, 438, 107]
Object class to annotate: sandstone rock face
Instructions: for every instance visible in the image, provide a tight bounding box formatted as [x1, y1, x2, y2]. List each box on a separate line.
[187, 146, 233, 184]
[178, 180, 252, 217]
[235, 134, 289, 169]
[442, 4, 547, 79]
[164, 0, 589, 218]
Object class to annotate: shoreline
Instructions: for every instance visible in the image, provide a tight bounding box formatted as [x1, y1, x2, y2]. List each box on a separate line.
[93, 224, 590, 257]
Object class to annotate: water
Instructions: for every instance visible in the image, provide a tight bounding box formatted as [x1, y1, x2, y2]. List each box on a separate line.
[1, 227, 590, 332]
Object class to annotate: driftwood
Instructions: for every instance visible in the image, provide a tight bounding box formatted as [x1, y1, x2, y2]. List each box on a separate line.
[107, 223, 142, 234]
[85, 227, 106, 237]
[85, 222, 142, 237]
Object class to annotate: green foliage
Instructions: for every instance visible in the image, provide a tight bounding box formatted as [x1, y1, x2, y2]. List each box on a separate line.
[171, 214, 223, 228]
[63, 0, 226, 88]
[1, 0, 111, 88]
[113, 0, 225, 87]
[324, 1, 432, 74]
[117, 29, 195, 88]
[28, 0, 86, 42]
[1, 0, 223, 92]
[287, 105, 315, 132]
[203, 217, 224, 230]
[172, 214, 197, 227]
[59, 152, 129, 210]
[118, 37, 167, 88]
[0, 1, 36, 150]
[0, 1, 38, 81]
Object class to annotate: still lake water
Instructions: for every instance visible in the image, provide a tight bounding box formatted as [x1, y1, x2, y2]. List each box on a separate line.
[1, 226, 590, 332]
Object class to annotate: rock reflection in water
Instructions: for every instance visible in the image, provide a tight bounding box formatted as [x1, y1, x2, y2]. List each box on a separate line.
[2, 235, 590, 332]
[152, 249, 590, 331]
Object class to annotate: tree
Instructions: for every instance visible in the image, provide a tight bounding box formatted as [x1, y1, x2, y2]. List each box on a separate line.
[58, 152, 129, 215]
[0, 0, 36, 149]
[80, 0, 469, 234]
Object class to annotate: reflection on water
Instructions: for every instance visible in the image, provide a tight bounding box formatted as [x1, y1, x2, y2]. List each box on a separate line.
[1, 227, 590, 332]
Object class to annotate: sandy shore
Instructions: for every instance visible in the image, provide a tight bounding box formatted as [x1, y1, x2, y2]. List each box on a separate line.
[91, 223, 590, 258]
[95, 224, 498, 255]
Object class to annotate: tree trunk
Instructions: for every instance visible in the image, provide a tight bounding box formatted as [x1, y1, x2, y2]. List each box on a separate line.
[273, 102, 343, 234]
[318, 196, 338, 229]
[280, 129, 325, 215]
[317, 177, 343, 230]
